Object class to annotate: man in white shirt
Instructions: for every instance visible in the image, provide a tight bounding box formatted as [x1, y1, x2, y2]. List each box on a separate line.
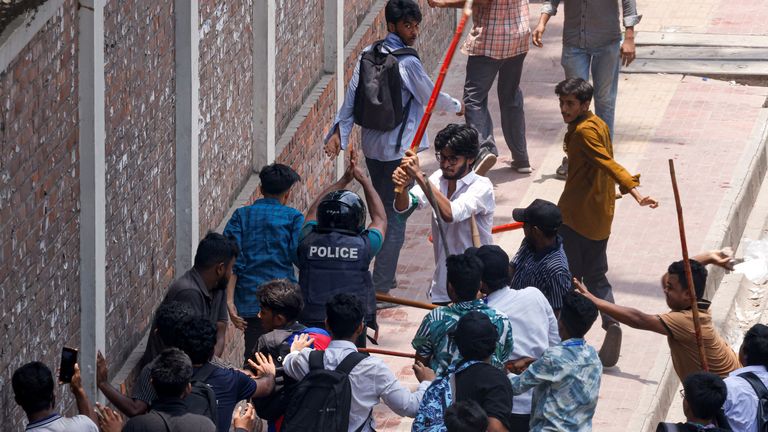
[12, 361, 98, 432]
[393, 123, 495, 304]
[282, 293, 435, 431]
[474, 244, 560, 431]
[724, 323, 768, 432]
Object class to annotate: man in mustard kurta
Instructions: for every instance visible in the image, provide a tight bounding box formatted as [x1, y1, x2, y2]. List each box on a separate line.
[555, 78, 658, 367]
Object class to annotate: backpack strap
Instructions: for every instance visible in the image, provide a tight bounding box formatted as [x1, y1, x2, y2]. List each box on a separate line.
[740, 371, 768, 397]
[309, 350, 325, 371]
[394, 97, 412, 153]
[153, 411, 172, 432]
[655, 422, 686, 432]
[335, 351, 369, 375]
[391, 47, 420, 60]
[192, 363, 217, 382]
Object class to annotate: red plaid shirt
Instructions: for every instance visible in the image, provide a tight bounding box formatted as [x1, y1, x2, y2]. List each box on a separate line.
[462, 0, 531, 59]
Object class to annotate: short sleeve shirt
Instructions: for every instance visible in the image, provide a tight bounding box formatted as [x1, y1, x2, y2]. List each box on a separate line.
[658, 305, 741, 380]
[455, 362, 514, 429]
[200, 365, 258, 432]
[510, 237, 572, 311]
[26, 414, 98, 432]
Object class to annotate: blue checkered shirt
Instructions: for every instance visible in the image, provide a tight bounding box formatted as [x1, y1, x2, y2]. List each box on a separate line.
[223, 198, 304, 317]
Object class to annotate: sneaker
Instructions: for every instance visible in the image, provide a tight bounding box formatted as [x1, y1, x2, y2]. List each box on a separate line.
[473, 148, 497, 175]
[599, 323, 622, 367]
[556, 156, 568, 179]
[510, 160, 533, 174]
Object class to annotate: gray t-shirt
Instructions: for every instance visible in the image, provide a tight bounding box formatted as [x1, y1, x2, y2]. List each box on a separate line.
[26, 414, 98, 432]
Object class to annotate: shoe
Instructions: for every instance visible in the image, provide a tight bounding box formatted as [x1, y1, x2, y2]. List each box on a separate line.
[473, 148, 497, 175]
[556, 156, 568, 179]
[599, 323, 622, 367]
[510, 160, 533, 174]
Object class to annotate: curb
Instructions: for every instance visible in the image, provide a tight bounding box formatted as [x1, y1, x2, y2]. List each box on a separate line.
[630, 108, 768, 431]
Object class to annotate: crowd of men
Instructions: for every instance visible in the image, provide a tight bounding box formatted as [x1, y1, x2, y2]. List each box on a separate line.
[12, 0, 768, 431]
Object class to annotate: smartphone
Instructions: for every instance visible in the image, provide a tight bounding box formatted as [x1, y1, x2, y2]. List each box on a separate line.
[59, 347, 78, 383]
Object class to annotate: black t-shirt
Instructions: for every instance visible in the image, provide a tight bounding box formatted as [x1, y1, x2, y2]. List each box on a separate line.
[455, 362, 514, 429]
[655, 422, 729, 432]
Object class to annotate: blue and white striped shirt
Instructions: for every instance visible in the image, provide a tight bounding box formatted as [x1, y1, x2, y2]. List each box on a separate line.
[510, 236, 572, 311]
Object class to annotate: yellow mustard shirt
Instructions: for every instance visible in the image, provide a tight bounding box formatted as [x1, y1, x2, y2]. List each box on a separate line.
[558, 111, 640, 241]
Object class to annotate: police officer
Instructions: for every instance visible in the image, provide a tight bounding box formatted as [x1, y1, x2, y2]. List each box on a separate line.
[297, 151, 387, 347]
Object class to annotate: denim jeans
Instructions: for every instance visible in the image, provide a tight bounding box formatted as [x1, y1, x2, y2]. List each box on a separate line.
[561, 42, 621, 138]
[365, 158, 407, 294]
[463, 53, 528, 163]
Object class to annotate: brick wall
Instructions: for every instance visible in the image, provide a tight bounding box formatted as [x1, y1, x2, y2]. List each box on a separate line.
[198, 0, 255, 235]
[274, 0, 325, 138]
[102, 0, 177, 368]
[344, 0, 378, 45]
[0, 1, 80, 427]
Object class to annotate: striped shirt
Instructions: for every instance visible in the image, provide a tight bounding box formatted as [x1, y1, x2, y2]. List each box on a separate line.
[510, 236, 572, 311]
[461, 0, 530, 60]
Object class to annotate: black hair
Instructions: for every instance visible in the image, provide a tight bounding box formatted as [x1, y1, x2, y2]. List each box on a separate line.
[257, 279, 304, 323]
[384, 0, 422, 25]
[259, 163, 301, 196]
[326, 293, 364, 339]
[742, 323, 768, 367]
[151, 348, 194, 398]
[434, 124, 480, 160]
[12, 362, 54, 414]
[473, 245, 512, 292]
[667, 259, 708, 300]
[174, 316, 217, 365]
[444, 400, 489, 432]
[555, 78, 594, 104]
[683, 372, 727, 420]
[560, 291, 598, 338]
[454, 311, 498, 361]
[193, 231, 239, 270]
[154, 301, 194, 347]
[447, 252, 484, 301]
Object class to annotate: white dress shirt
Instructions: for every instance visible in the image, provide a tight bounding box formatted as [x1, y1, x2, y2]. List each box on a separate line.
[282, 340, 431, 431]
[487, 286, 560, 414]
[724, 365, 768, 432]
[397, 169, 495, 302]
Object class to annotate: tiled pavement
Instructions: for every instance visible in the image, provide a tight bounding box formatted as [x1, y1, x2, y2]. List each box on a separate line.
[368, 0, 768, 430]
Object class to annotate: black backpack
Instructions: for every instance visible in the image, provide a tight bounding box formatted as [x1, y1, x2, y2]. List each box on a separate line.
[282, 350, 369, 432]
[353, 40, 419, 145]
[184, 363, 218, 424]
[741, 371, 768, 431]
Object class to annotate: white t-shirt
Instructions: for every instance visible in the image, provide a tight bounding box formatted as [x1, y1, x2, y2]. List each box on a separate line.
[26, 414, 98, 432]
[487, 286, 561, 414]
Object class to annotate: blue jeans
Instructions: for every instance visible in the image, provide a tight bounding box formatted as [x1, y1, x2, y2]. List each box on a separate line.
[561, 42, 620, 137]
[365, 158, 407, 294]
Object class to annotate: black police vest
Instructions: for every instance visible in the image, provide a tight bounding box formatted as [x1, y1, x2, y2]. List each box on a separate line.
[297, 229, 375, 323]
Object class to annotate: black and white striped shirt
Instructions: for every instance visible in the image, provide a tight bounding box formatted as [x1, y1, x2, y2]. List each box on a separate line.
[510, 237, 572, 311]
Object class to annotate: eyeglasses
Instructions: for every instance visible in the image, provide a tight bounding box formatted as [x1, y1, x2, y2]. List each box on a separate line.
[679, 389, 685, 399]
[435, 153, 461, 165]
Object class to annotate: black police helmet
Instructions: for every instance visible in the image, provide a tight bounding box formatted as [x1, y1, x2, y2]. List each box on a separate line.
[317, 190, 366, 235]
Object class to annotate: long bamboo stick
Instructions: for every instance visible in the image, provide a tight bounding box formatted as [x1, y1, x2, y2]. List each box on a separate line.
[669, 159, 708, 372]
[376, 293, 437, 310]
[359, 347, 417, 359]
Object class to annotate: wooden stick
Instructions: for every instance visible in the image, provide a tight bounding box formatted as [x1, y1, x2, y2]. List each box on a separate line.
[394, 1, 473, 194]
[470, 215, 481, 247]
[359, 347, 417, 359]
[376, 293, 437, 310]
[669, 159, 708, 372]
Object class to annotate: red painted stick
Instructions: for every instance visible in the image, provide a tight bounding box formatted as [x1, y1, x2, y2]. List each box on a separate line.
[394, 1, 473, 193]
[359, 347, 417, 359]
[428, 221, 523, 243]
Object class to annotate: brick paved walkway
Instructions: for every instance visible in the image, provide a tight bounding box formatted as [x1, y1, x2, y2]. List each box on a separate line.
[369, 1, 768, 430]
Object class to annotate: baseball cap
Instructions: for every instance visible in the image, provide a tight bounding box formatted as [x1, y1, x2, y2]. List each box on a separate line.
[512, 199, 562, 231]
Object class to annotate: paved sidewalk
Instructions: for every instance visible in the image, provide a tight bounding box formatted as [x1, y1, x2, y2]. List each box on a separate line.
[369, 1, 768, 430]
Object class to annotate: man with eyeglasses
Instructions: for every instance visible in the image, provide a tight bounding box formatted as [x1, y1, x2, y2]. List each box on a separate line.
[393, 123, 495, 304]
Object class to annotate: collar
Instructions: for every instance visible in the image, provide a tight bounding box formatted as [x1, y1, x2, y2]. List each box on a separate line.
[450, 299, 486, 311]
[327, 339, 358, 350]
[561, 338, 586, 347]
[730, 364, 768, 377]
[438, 169, 478, 190]
[567, 110, 594, 131]
[486, 286, 513, 303]
[523, 236, 563, 260]
[384, 32, 407, 50]
[256, 197, 282, 205]
[151, 397, 190, 415]
[189, 268, 212, 300]
[26, 413, 61, 429]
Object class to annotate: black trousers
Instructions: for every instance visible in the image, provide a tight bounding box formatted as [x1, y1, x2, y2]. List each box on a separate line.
[509, 413, 530, 432]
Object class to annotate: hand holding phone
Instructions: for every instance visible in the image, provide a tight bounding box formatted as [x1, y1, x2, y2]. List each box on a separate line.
[59, 347, 78, 383]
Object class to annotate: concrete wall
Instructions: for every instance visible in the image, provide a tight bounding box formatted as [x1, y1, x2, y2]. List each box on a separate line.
[0, 0, 457, 424]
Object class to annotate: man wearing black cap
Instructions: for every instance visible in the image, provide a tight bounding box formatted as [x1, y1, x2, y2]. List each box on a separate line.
[510, 199, 572, 315]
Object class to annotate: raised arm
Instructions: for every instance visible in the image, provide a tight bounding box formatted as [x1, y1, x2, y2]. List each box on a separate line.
[350, 148, 387, 235]
[304, 162, 354, 223]
[399, 151, 454, 222]
[71, 364, 98, 423]
[96, 352, 150, 417]
[573, 279, 667, 334]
